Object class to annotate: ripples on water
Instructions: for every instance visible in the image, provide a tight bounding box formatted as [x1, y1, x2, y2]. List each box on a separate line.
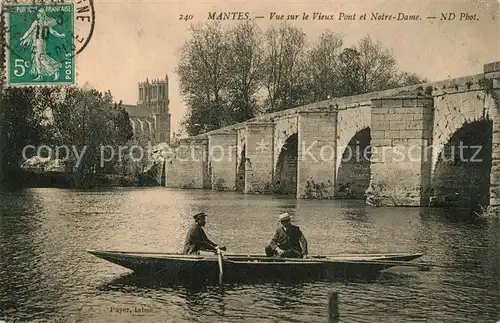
[1, 188, 500, 322]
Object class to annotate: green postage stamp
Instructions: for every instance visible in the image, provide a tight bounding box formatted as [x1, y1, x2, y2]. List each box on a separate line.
[5, 3, 75, 86]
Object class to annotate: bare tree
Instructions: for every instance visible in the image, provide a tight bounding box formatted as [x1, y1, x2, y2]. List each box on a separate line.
[305, 31, 344, 101]
[176, 22, 231, 135]
[338, 47, 363, 96]
[226, 21, 265, 122]
[395, 72, 429, 87]
[357, 35, 398, 93]
[263, 23, 307, 112]
[337, 36, 407, 96]
[177, 22, 429, 135]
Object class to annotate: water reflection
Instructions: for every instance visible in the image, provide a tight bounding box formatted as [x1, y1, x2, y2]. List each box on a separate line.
[100, 273, 324, 323]
[0, 190, 63, 321]
[268, 282, 306, 310]
[341, 207, 370, 223]
[1, 188, 500, 322]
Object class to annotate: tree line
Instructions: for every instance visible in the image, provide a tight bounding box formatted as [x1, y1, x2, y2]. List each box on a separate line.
[0, 10, 139, 189]
[177, 21, 427, 136]
[0, 86, 134, 189]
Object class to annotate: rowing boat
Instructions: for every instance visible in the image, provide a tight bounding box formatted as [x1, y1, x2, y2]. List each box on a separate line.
[87, 250, 425, 283]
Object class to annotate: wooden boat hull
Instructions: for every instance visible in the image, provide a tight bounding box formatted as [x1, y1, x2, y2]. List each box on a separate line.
[87, 250, 424, 283]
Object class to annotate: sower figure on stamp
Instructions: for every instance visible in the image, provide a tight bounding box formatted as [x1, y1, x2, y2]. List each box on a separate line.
[20, 8, 66, 81]
[265, 213, 308, 259]
[183, 212, 226, 255]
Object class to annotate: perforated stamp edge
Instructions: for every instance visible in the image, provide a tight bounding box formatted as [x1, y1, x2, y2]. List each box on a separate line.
[1, 0, 95, 88]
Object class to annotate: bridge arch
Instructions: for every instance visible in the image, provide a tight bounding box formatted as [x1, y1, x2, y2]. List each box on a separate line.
[336, 106, 371, 171]
[274, 133, 298, 194]
[431, 119, 492, 210]
[336, 127, 372, 198]
[431, 91, 493, 174]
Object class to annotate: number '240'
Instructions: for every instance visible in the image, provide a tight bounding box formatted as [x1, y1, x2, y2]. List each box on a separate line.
[179, 14, 193, 21]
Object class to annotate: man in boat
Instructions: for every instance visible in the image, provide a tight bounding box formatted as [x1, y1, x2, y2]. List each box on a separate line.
[183, 212, 226, 255]
[265, 213, 308, 258]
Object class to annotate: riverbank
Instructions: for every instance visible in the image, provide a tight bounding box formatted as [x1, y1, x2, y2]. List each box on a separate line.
[1, 170, 160, 190]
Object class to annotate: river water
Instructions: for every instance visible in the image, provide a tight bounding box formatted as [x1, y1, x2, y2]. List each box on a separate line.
[0, 187, 499, 322]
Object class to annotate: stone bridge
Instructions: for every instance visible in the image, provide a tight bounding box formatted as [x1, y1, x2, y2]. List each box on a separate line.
[165, 61, 500, 209]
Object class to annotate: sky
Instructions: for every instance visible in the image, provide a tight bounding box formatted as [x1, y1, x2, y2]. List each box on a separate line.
[67, 0, 500, 134]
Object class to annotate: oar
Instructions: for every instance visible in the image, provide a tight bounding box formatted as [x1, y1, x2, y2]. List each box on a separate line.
[216, 246, 224, 284]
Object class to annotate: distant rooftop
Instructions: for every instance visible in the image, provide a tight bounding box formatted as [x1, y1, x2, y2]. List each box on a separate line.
[121, 104, 151, 118]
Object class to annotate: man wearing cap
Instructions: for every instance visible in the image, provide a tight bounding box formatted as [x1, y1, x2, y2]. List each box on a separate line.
[265, 213, 308, 258]
[183, 212, 226, 255]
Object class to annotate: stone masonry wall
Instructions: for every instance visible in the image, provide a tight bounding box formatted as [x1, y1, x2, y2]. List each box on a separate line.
[485, 62, 500, 210]
[245, 122, 275, 193]
[297, 111, 337, 199]
[165, 138, 206, 188]
[208, 132, 238, 191]
[368, 97, 434, 206]
[428, 73, 497, 208]
[167, 61, 500, 206]
[431, 75, 494, 175]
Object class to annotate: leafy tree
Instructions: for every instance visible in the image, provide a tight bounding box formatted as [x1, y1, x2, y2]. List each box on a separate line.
[48, 87, 133, 187]
[0, 4, 132, 189]
[101, 99, 134, 174]
[111, 100, 134, 145]
[0, 88, 55, 188]
[180, 94, 229, 135]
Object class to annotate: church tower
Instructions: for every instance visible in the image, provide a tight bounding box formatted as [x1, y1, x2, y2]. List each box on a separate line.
[151, 74, 171, 143]
[136, 74, 171, 143]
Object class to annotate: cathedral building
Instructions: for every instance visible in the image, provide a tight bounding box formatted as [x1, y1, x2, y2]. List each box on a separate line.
[123, 74, 171, 144]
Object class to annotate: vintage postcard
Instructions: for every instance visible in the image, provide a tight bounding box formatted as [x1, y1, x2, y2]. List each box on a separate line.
[0, 0, 499, 322]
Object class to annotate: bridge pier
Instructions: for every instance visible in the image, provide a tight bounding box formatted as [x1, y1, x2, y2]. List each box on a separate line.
[244, 122, 275, 193]
[208, 132, 238, 191]
[367, 96, 434, 206]
[165, 138, 207, 189]
[297, 111, 337, 199]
